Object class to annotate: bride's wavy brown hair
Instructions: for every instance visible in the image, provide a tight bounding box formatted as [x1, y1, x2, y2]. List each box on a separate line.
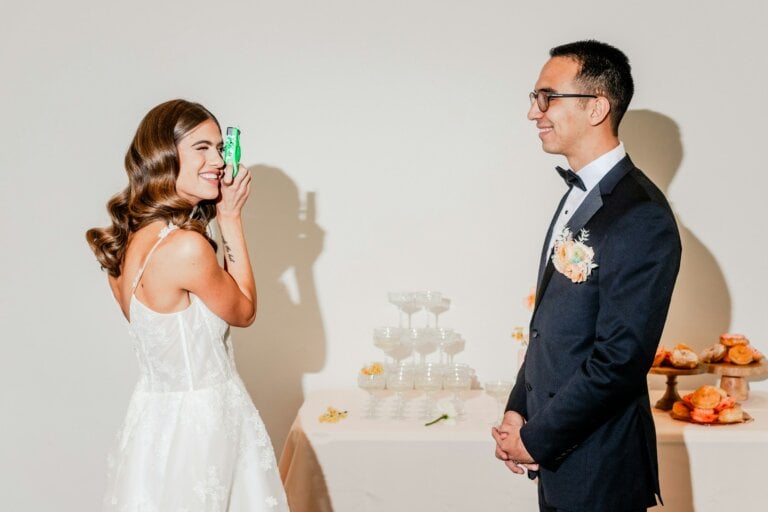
[86, 99, 220, 277]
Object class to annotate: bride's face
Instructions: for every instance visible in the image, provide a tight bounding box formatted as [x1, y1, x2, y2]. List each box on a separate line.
[175, 119, 224, 205]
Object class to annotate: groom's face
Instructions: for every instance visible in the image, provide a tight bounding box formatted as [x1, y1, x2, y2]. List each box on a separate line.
[528, 56, 592, 160]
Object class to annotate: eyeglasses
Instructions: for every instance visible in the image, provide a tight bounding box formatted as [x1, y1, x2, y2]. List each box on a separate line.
[529, 90, 598, 112]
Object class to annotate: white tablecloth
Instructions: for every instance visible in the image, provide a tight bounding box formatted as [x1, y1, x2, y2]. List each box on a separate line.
[279, 389, 768, 512]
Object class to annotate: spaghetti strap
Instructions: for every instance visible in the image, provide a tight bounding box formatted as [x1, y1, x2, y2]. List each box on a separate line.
[130, 223, 179, 293]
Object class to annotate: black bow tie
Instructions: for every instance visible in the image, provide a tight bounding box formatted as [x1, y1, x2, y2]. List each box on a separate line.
[556, 166, 586, 191]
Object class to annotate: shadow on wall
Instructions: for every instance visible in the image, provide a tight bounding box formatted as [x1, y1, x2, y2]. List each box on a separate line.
[622, 109, 729, 390]
[234, 164, 326, 456]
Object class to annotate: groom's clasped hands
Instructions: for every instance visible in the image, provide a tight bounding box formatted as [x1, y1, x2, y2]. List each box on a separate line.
[491, 410, 539, 476]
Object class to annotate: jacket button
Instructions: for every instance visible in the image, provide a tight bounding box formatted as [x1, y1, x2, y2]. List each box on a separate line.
[531, 330, 539, 338]
[526, 383, 533, 391]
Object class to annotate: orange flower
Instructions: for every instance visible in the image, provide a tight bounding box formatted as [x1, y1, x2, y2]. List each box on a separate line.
[318, 406, 348, 423]
[361, 362, 384, 375]
[551, 228, 597, 284]
[524, 288, 536, 311]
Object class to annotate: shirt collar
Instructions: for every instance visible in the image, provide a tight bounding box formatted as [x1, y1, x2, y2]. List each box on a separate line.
[574, 142, 626, 192]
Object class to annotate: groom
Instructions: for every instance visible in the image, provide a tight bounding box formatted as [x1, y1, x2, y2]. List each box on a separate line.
[492, 40, 681, 511]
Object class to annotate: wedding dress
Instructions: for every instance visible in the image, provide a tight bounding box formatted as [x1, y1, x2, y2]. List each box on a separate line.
[103, 224, 289, 511]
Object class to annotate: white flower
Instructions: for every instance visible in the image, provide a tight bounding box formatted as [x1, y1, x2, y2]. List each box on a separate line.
[425, 399, 457, 426]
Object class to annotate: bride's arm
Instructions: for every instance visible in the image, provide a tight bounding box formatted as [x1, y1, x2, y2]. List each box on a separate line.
[216, 163, 256, 324]
[173, 164, 256, 327]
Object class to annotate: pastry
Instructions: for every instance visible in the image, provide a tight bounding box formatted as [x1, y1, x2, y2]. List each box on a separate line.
[729, 345, 754, 365]
[699, 343, 727, 363]
[691, 385, 722, 409]
[751, 346, 764, 362]
[718, 404, 744, 424]
[670, 348, 698, 369]
[690, 407, 718, 423]
[652, 346, 667, 367]
[673, 385, 746, 424]
[714, 395, 735, 412]
[671, 401, 691, 420]
[720, 333, 749, 347]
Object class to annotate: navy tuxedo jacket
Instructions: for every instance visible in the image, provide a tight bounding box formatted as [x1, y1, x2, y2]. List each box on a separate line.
[506, 155, 681, 511]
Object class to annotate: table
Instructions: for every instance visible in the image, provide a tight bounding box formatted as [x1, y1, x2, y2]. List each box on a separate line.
[279, 389, 768, 512]
[653, 391, 768, 512]
[279, 389, 539, 511]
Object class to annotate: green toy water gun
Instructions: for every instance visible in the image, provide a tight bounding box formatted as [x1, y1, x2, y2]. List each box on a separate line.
[223, 127, 241, 178]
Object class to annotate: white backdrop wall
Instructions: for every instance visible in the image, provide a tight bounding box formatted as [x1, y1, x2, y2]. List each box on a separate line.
[1, 1, 766, 510]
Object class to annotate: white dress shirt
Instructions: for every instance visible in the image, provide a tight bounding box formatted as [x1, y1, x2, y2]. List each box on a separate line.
[546, 142, 626, 256]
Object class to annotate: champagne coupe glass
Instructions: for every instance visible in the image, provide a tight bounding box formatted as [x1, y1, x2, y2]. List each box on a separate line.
[387, 364, 415, 420]
[385, 334, 414, 367]
[429, 297, 451, 327]
[434, 328, 455, 364]
[443, 333, 466, 364]
[358, 371, 386, 419]
[387, 292, 407, 327]
[484, 380, 514, 426]
[399, 292, 423, 329]
[415, 291, 443, 327]
[373, 327, 405, 364]
[410, 327, 438, 365]
[415, 363, 443, 419]
[442, 363, 472, 420]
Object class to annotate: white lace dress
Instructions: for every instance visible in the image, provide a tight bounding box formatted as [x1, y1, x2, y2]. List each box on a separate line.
[103, 225, 289, 511]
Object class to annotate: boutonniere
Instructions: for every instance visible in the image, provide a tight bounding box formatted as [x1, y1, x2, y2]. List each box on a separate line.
[552, 227, 597, 284]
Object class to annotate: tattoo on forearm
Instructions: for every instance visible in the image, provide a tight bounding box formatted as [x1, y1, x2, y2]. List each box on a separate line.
[222, 236, 236, 263]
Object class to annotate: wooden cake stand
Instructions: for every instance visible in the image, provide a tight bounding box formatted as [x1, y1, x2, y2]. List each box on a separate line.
[706, 362, 768, 400]
[649, 365, 707, 410]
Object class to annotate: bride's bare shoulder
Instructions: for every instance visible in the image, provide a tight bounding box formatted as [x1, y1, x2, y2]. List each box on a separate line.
[160, 229, 216, 262]
[150, 229, 220, 291]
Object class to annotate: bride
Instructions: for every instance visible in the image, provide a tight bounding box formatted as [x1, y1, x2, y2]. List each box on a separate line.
[86, 99, 289, 511]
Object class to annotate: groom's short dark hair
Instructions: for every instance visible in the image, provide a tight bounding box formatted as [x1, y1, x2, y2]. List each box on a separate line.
[550, 40, 633, 135]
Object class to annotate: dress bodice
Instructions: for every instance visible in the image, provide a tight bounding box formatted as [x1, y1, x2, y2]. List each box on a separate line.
[125, 222, 236, 393]
[128, 293, 235, 393]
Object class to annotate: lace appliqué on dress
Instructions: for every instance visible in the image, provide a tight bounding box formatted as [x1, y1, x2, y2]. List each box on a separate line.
[193, 466, 227, 508]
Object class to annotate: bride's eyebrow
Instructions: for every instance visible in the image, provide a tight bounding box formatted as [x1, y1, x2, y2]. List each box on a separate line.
[191, 140, 215, 147]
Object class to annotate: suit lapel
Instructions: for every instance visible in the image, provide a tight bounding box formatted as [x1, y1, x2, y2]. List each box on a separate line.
[535, 261, 556, 310]
[532, 155, 636, 314]
[565, 187, 603, 235]
[535, 191, 570, 297]
[565, 155, 634, 238]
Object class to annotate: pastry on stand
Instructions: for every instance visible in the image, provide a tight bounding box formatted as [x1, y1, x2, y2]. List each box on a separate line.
[700, 333, 766, 400]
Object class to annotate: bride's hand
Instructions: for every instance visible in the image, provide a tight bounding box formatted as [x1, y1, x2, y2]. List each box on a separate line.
[217, 164, 251, 218]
